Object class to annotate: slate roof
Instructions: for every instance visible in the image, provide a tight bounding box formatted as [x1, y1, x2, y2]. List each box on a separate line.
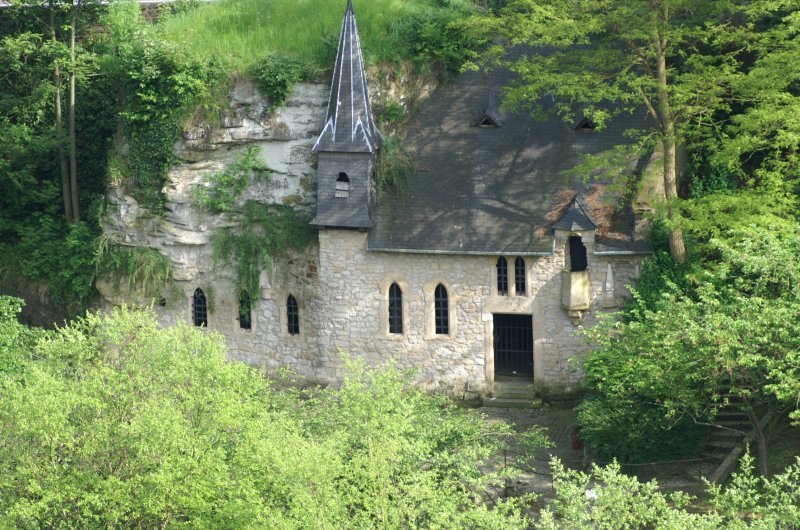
[367, 61, 653, 255]
[313, 0, 381, 154]
[552, 197, 598, 232]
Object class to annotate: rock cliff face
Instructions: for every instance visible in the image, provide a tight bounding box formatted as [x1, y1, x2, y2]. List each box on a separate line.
[100, 81, 327, 294]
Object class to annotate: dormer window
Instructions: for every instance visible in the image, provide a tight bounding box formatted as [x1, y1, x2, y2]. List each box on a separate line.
[335, 172, 350, 198]
[575, 118, 596, 132]
[477, 115, 498, 128]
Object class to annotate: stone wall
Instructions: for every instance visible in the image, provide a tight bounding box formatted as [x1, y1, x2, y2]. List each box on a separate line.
[98, 78, 646, 398]
[305, 230, 642, 397]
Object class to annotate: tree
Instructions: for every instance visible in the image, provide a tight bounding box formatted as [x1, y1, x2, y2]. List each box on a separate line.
[579, 192, 800, 475]
[6, 0, 100, 223]
[539, 454, 800, 529]
[467, 0, 761, 262]
[0, 305, 540, 528]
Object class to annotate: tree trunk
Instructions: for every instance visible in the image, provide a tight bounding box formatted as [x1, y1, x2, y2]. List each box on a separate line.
[51, 6, 73, 224]
[661, 135, 686, 262]
[653, 19, 687, 263]
[68, 6, 80, 221]
[744, 403, 770, 477]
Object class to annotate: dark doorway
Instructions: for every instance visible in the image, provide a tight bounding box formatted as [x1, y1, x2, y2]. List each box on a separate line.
[493, 314, 533, 377]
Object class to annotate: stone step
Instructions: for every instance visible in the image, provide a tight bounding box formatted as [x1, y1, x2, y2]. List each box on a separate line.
[713, 410, 748, 419]
[714, 418, 750, 427]
[708, 431, 745, 442]
[706, 440, 740, 450]
[493, 390, 538, 400]
[483, 397, 543, 409]
[493, 381, 536, 391]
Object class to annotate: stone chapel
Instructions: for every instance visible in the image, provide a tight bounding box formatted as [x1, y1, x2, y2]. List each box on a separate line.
[100, 0, 657, 398]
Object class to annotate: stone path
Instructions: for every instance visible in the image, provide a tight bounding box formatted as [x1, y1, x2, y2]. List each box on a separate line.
[483, 400, 716, 498]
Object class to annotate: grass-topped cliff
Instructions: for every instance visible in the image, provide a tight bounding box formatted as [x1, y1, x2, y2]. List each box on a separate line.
[159, 0, 481, 74]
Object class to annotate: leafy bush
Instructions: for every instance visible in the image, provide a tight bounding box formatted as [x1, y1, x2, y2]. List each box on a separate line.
[577, 395, 707, 463]
[1, 216, 98, 312]
[94, 240, 174, 300]
[578, 192, 800, 466]
[0, 307, 535, 528]
[101, 1, 221, 209]
[194, 146, 270, 213]
[376, 135, 414, 199]
[539, 454, 800, 529]
[0, 296, 43, 378]
[251, 54, 317, 110]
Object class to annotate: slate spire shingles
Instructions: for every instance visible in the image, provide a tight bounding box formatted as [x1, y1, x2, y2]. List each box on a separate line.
[313, 0, 380, 153]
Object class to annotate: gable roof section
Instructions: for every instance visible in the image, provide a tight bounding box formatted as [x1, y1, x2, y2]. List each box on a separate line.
[313, 0, 381, 154]
[552, 197, 598, 232]
[368, 60, 652, 255]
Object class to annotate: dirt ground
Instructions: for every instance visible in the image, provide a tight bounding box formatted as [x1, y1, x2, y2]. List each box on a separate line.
[483, 400, 718, 498]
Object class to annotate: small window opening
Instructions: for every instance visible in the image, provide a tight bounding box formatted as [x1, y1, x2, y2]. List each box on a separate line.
[434, 284, 449, 335]
[496, 257, 509, 295]
[287, 295, 300, 335]
[335, 172, 350, 198]
[239, 291, 252, 330]
[192, 288, 207, 327]
[514, 257, 526, 296]
[388, 283, 403, 334]
[568, 236, 588, 272]
[575, 118, 596, 131]
[478, 115, 497, 128]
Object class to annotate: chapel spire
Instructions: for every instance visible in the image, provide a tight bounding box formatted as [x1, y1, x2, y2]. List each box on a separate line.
[313, 0, 380, 153]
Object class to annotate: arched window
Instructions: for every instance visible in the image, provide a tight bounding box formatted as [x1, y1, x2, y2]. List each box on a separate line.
[239, 291, 252, 330]
[515, 257, 526, 296]
[568, 236, 588, 272]
[192, 288, 207, 327]
[434, 284, 449, 335]
[287, 295, 300, 335]
[388, 283, 403, 334]
[335, 172, 350, 198]
[496, 256, 508, 295]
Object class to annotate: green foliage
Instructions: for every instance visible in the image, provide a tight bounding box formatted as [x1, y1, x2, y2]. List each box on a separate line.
[539, 454, 800, 529]
[391, 1, 486, 78]
[375, 99, 407, 125]
[0, 297, 43, 379]
[0, 216, 98, 312]
[0, 307, 536, 528]
[252, 54, 318, 110]
[94, 240, 173, 300]
[100, 1, 221, 209]
[578, 191, 800, 462]
[194, 146, 270, 212]
[213, 204, 314, 300]
[376, 135, 414, 199]
[158, 0, 485, 74]
[576, 396, 706, 464]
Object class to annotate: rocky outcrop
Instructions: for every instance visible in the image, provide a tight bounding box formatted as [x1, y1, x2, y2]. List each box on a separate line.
[100, 81, 328, 294]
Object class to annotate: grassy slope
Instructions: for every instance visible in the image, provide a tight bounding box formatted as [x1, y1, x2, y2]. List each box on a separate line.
[159, 0, 478, 73]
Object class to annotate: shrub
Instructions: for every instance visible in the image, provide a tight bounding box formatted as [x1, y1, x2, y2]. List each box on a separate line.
[0, 307, 536, 528]
[251, 54, 317, 110]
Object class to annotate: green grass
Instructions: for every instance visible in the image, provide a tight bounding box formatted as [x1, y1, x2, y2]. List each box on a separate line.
[158, 0, 479, 74]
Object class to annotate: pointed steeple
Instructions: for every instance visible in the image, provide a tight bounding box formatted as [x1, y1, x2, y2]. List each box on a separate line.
[314, 0, 380, 153]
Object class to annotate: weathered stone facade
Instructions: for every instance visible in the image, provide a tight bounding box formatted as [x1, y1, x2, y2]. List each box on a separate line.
[99, 2, 650, 399]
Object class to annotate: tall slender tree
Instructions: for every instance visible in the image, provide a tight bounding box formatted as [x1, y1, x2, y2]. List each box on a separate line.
[469, 0, 753, 262]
